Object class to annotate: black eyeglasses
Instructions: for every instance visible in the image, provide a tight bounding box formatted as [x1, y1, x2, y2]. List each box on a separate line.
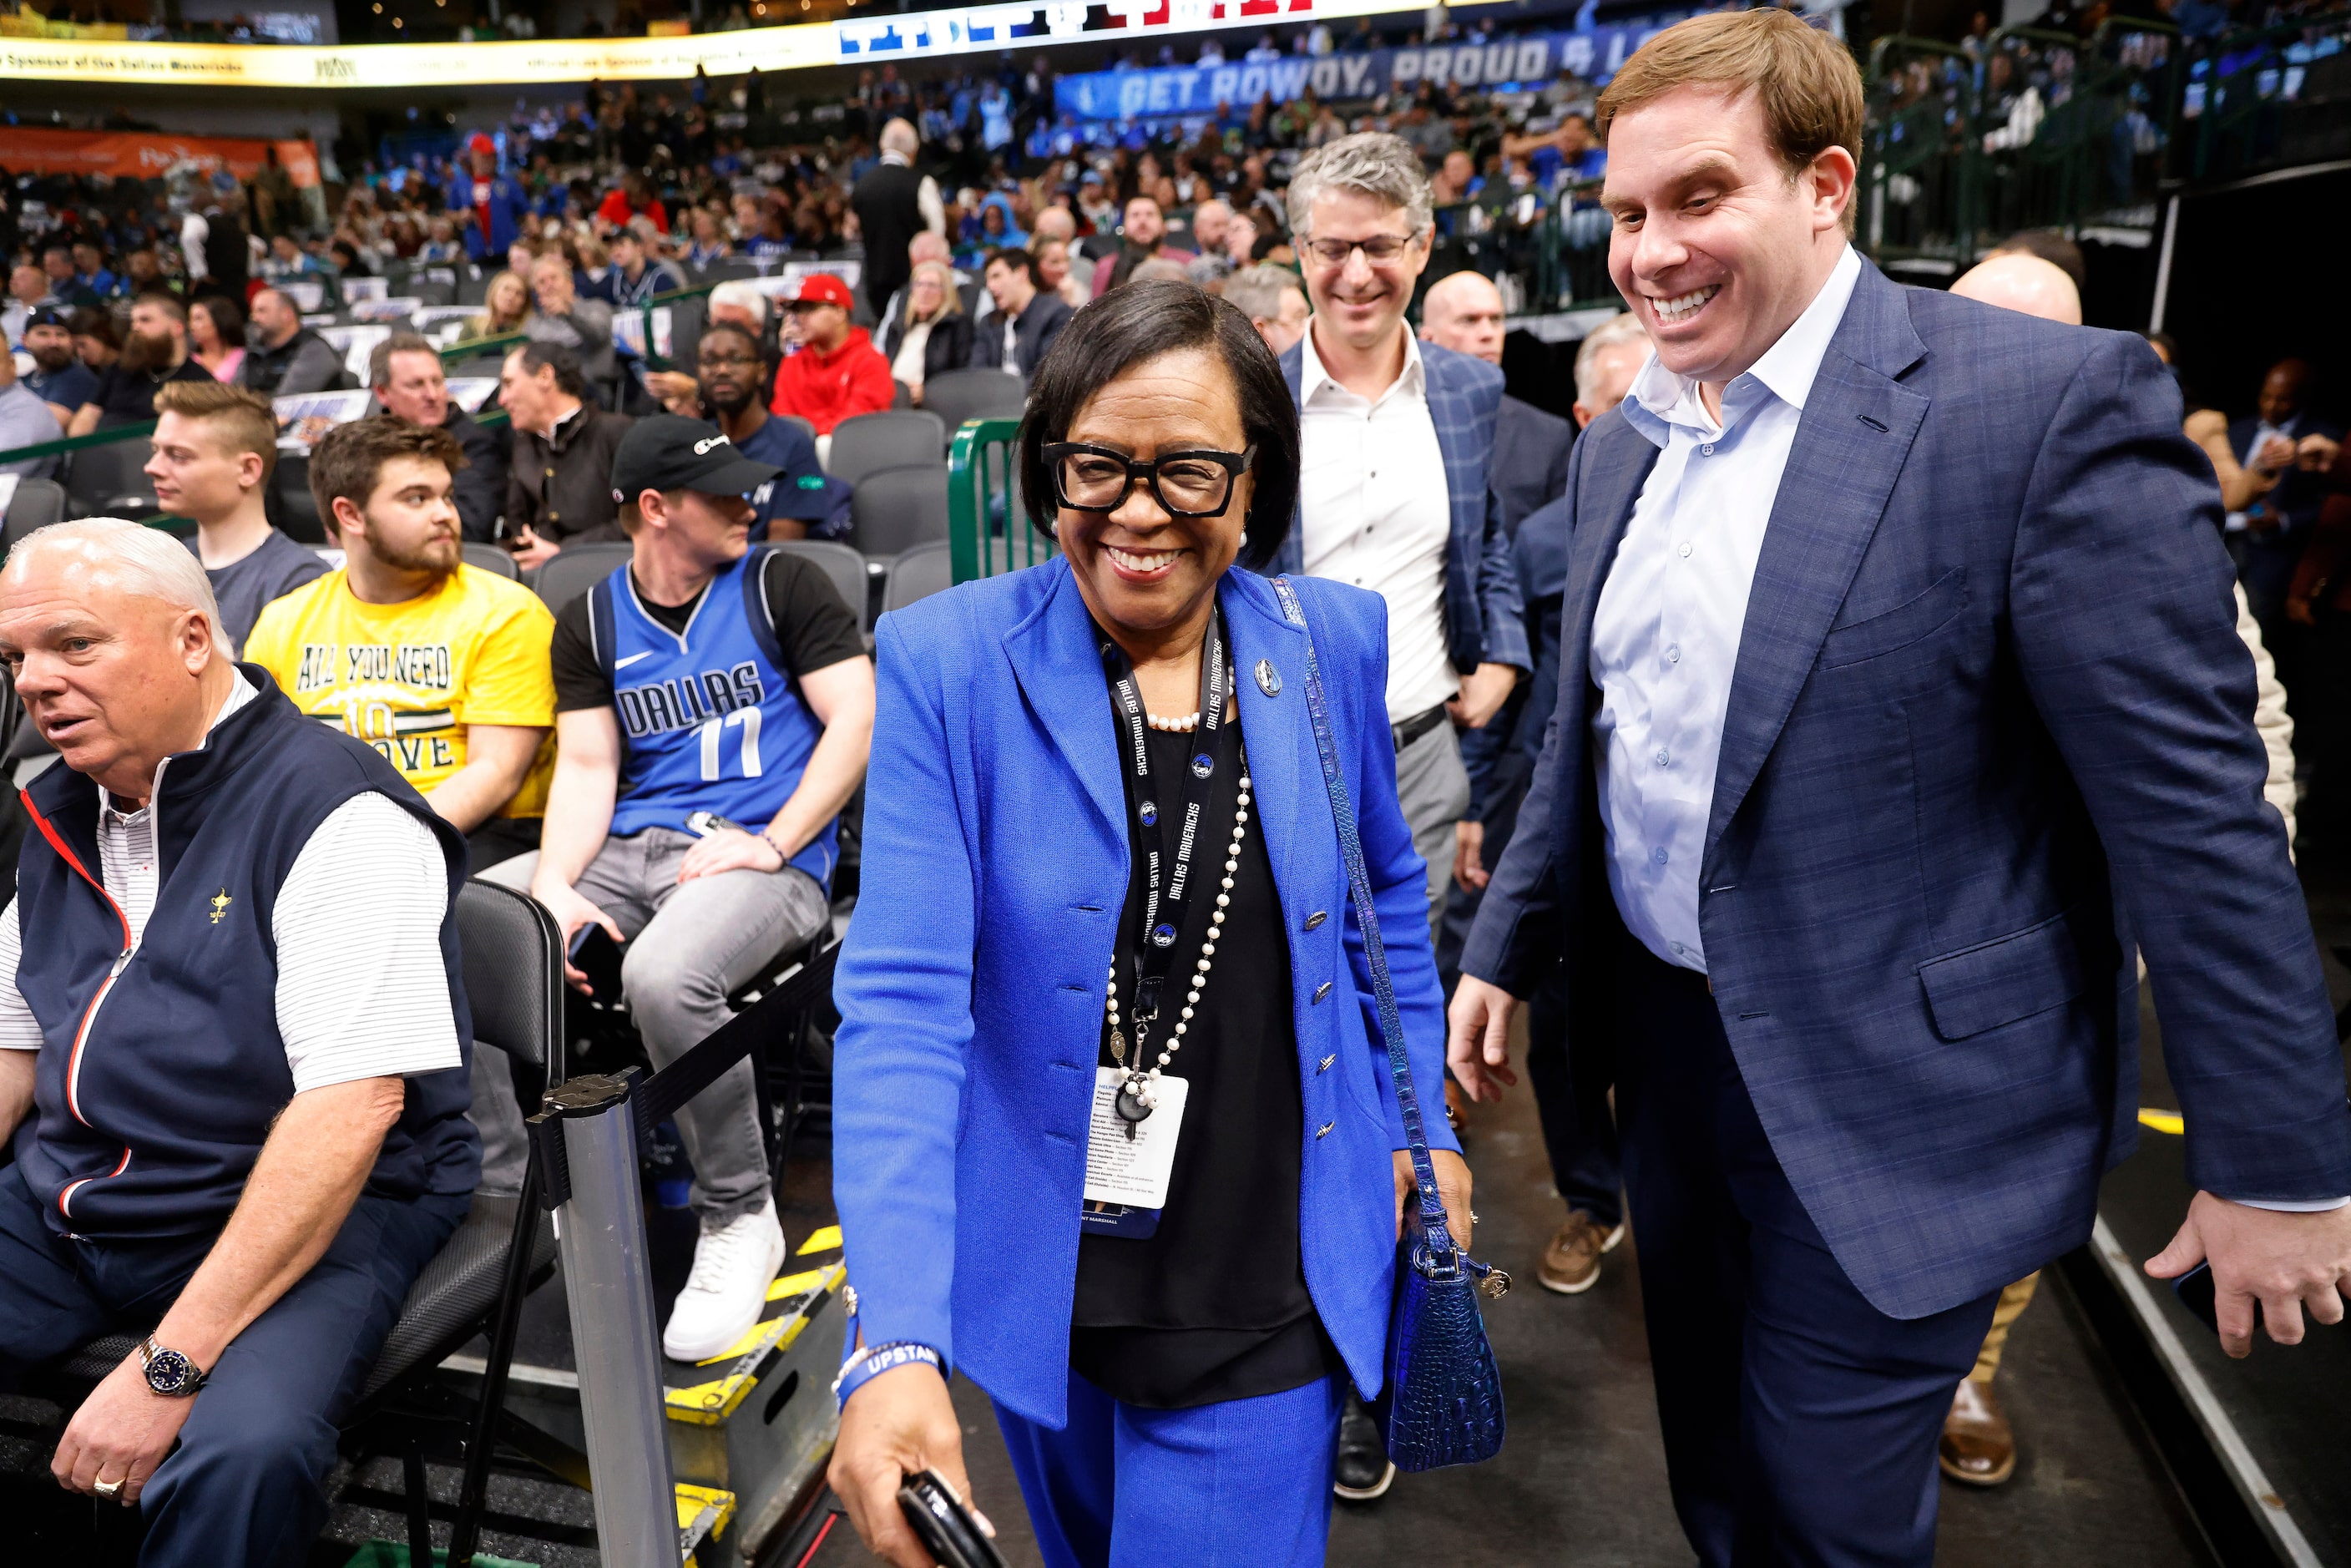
[1043, 443, 1256, 518]
[1300, 234, 1420, 268]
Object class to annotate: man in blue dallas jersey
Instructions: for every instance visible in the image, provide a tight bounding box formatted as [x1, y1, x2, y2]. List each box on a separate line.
[522, 415, 874, 1360]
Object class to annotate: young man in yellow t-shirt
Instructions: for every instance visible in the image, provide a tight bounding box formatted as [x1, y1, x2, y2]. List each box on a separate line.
[245, 414, 556, 871]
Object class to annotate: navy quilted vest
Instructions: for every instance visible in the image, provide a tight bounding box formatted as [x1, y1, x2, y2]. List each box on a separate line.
[11, 667, 478, 1239]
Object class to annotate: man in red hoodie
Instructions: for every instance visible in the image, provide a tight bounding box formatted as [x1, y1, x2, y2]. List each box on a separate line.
[770, 274, 892, 435]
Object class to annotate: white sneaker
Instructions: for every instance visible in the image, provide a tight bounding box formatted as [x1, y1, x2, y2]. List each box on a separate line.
[662, 1203, 786, 1362]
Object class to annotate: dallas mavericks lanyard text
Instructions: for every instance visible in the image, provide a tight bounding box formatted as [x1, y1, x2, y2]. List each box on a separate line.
[1098, 610, 1237, 1028]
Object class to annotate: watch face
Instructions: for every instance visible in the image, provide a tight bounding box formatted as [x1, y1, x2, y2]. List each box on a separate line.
[144, 1346, 198, 1396]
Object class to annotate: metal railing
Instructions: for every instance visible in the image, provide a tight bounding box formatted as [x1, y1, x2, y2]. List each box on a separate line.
[1858, 19, 2182, 274]
[2172, 8, 2351, 184]
[947, 417, 1051, 586]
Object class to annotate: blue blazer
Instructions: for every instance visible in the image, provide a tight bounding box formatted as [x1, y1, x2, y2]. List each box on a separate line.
[833, 559, 1459, 1426]
[1464, 260, 2351, 1319]
[1270, 336, 1531, 677]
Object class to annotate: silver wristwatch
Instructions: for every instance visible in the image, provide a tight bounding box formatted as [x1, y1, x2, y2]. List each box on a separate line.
[139, 1336, 207, 1398]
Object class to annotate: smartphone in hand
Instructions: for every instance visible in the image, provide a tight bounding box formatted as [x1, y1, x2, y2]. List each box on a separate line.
[2172, 1262, 2263, 1337]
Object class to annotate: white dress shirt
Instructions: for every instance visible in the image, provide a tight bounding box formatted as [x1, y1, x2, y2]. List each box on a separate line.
[0, 672, 461, 1094]
[1297, 326, 1458, 721]
[1590, 245, 1863, 975]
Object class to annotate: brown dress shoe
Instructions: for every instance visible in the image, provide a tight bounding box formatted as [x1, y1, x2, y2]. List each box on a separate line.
[1939, 1378, 2016, 1486]
[1537, 1210, 1624, 1295]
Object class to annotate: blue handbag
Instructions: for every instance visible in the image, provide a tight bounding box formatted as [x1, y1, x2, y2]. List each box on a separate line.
[1272, 576, 1509, 1472]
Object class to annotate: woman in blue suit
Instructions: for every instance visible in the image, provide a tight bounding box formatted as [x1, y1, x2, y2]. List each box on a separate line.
[828, 280, 1474, 1567]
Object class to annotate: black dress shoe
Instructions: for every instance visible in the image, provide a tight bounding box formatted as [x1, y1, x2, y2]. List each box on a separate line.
[1332, 1392, 1396, 1500]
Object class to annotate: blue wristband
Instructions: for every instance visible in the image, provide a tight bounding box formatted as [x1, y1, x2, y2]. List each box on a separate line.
[832, 1340, 945, 1411]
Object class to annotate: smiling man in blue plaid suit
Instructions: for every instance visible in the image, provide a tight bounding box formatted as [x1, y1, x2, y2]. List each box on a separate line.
[1453, 13, 2351, 1568]
[1268, 130, 1531, 1504]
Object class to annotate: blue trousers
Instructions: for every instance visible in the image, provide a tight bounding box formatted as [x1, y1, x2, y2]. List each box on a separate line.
[1615, 944, 2001, 1568]
[993, 1366, 1345, 1568]
[0, 1161, 465, 1568]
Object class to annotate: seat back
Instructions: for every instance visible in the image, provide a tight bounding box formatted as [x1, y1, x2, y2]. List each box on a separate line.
[826, 410, 945, 486]
[455, 879, 564, 1075]
[776, 412, 817, 444]
[64, 437, 159, 519]
[528, 542, 635, 610]
[2, 478, 68, 551]
[773, 539, 868, 625]
[463, 543, 520, 580]
[848, 463, 951, 558]
[882, 538, 953, 614]
[271, 453, 326, 544]
[921, 368, 1029, 447]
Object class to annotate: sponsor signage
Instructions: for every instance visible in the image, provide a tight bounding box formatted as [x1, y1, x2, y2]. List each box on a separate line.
[0, 126, 321, 185]
[1054, 18, 1685, 121]
[0, 0, 1436, 87]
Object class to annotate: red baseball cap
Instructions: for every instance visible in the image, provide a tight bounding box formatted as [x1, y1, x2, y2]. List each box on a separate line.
[788, 273, 855, 311]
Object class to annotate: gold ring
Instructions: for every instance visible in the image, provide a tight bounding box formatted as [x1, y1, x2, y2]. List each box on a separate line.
[93, 1477, 124, 1501]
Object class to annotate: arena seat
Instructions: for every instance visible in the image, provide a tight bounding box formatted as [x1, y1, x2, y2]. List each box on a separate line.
[38, 878, 567, 1568]
[63, 438, 159, 520]
[919, 368, 1029, 447]
[774, 539, 867, 628]
[463, 543, 520, 580]
[528, 541, 635, 609]
[882, 539, 953, 615]
[848, 463, 951, 559]
[270, 454, 327, 545]
[827, 410, 945, 486]
[776, 412, 817, 443]
[2, 478, 68, 550]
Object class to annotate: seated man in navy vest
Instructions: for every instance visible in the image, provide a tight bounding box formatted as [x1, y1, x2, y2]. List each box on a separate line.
[0, 517, 477, 1566]
[517, 415, 874, 1361]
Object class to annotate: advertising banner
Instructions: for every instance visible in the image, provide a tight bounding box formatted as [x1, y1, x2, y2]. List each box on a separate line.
[0, 0, 1432, 87]
[0, 127, 321, 186]
[1054, 18, 1682, 122]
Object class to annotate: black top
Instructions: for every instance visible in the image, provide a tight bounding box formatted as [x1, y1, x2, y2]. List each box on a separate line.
[92, 357, 212, 427]
[1070, 717, 1339, 1409]
[550, 549, 864, 712]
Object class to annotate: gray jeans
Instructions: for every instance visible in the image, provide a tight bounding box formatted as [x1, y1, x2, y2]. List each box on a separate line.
[473, 829, 830, 1222]
[1393, 718, 1472, 943]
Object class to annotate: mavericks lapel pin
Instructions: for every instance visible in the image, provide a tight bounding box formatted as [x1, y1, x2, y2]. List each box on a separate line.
[1254, 659, 1282, 697]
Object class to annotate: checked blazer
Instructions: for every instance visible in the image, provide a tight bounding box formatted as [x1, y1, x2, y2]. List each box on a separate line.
[1269, 336, 1530, 677]
[1463, 259, 2351, 1319]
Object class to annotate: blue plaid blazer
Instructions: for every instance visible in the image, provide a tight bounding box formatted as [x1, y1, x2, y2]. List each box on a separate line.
[1464, 260, 2351, 1318]
[1270, 336, 1529, 676]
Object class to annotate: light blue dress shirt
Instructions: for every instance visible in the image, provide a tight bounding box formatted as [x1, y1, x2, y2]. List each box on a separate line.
[1590, 245, 1863, 975]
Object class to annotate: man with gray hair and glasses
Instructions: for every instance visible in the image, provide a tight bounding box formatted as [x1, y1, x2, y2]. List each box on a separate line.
[1270, 129, 1528, 1505]
[0, 518, 476, 1564]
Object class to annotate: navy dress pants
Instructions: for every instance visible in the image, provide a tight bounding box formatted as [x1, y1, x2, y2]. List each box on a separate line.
[0, 1162, 465, 1568]
[1615, 943, 2001, 1568]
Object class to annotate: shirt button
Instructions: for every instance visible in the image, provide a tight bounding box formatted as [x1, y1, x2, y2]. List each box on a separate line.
[1678, 542, 1693, 558]
[1653, 847, 1669, 866]
[1671, 940, 1686, 954]
[1666, 645, 1681, 663]
[1655, 749, 1671, 767]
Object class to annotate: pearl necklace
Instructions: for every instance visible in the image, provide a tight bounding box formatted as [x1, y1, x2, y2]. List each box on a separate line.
[1145, 711, 1201, 731]
[1103, 747, 1251, 1113]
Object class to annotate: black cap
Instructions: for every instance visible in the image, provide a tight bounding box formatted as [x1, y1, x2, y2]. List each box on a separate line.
[24, 307, 72, 332]
[609, 414, 785, 506]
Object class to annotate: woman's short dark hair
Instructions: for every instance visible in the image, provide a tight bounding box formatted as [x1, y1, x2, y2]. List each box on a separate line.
[1019, 278, 1297, 571]
[193, 294, 244, 342]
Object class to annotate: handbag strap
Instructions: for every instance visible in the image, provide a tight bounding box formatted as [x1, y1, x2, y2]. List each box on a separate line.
[1271, 577, 1454, 1248]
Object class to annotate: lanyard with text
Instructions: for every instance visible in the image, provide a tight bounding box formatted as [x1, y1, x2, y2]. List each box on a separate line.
[1097, 608, 1237, 1054]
